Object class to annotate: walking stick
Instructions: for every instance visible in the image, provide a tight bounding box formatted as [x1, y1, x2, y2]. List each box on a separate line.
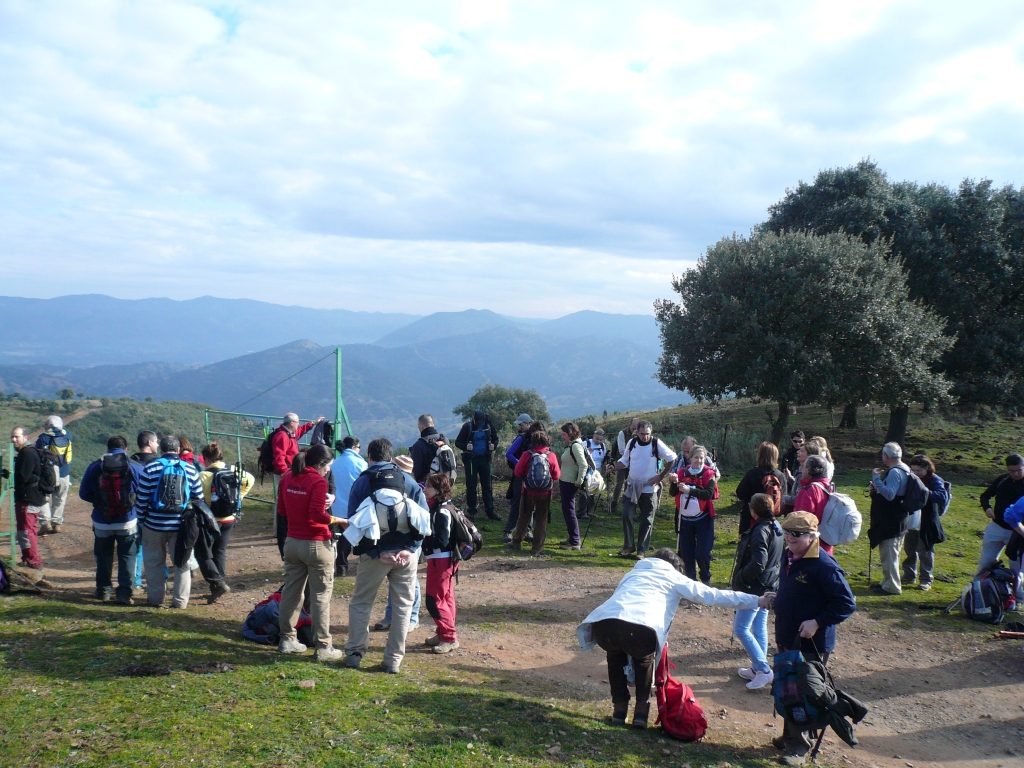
[867, 546, 873, 586]
[581, 490, 599, 547]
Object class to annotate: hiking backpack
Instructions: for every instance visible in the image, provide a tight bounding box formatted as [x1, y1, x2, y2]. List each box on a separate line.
[209, 466, 242, 518]
[41, 433, 73, 467]
[761, 473, 784, 518]
[97, 452, 136, 521]
[901, 471, 930, 514]
[430, 442, 458, 482]
[446, 501, 483, 561]
[256, 426, 286, 479]
[772, 647, 836, 731]
[34, 447, 61, 494]
[240, 587, 314, 646]
[654, 645, 708, 742]
[470, 422, 491, 456]
[524, 451, 553, 491]
[581, 443, 606, 496]
[817, 486, 862, 545]
[962, 564, 1020, 624]
[152, 458, 192, 512]
[353, 464, 425, 554]
[625, 436, 660, 462]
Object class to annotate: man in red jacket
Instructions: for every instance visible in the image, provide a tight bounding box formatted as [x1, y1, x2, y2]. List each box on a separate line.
[271, 413, 323, 487]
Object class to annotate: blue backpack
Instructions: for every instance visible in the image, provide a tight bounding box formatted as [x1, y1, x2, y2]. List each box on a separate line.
[471, 423, 490, 456]
[152, 458, 192, 512]
[772, 648, 833, 730]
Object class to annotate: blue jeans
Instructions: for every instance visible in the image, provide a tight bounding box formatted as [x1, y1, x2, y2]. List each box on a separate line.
[677, 514, 714, 583]
[94, 527, 139, 601]
[384, 579, 421, 628]
[734, 607, 770, 674]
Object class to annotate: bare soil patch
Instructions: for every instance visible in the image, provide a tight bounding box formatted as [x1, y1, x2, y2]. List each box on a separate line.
[24, 495, 1024, 768]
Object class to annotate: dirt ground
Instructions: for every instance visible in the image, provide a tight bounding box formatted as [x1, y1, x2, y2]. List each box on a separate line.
[16, 491, 1024, 768]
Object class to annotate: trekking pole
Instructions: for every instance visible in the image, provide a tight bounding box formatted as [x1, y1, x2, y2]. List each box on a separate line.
[867, 547, 873, 586]
[581, 490, 599, 547]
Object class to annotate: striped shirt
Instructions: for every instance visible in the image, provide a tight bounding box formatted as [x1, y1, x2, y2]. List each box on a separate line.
[136, 453, 203, 532]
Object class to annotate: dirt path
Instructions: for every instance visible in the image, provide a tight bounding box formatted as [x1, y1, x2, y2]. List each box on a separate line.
[27, 495, 1024, 768]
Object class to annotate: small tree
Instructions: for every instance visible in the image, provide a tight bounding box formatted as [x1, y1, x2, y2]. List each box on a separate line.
[453, 385, 551, 435]
[655, 231, 952, 445]
[58, 388, 75, 400]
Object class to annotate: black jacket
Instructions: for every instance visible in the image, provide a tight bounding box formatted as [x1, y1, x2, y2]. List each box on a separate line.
[409, 428, 440, 483]
[174, 499, 221, 569]
[14, 446, 46, 506]
[980, 473, 1024, 531]
[454, 411, 498, 457]
[732, 517, 784, 595]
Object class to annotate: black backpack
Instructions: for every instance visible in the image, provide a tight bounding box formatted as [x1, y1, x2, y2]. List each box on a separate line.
[97, 452, 136, 521]
[257, 426, 287, 480]
[625, 436, 660, 462]
[447, 502, 483, 561]
[34, 447, 61, 494]
[901, 471, 930, 514]
[209, 466, 242, 518]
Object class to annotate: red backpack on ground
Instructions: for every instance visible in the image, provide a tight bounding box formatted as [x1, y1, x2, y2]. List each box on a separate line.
[654, 645, 708, 742]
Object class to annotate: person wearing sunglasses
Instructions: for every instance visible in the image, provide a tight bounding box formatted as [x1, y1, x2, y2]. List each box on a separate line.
[771, 511, 856, 765]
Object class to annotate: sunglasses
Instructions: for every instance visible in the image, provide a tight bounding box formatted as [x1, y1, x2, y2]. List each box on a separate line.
[783, 530, 811, 538]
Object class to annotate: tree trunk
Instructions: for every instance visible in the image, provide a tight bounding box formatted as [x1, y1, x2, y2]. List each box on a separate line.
[884, 404, 909, 447]
[770, 400, 790, 446]
[839, 402, 859, 429]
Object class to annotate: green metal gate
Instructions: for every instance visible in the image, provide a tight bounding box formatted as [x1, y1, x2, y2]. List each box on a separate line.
[1, 445, 14, 561]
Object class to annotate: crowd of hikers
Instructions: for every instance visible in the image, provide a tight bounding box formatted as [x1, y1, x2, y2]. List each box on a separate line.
[5, 411, 1024, 766]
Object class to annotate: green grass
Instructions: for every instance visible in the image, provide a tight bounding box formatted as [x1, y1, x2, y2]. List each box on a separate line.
[0, 596, 778, 768]
[2, 396, 1020, 766]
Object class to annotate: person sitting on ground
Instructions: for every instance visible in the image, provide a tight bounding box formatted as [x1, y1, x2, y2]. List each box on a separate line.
[198, 442, 255, 603]
[793, 455, 834, 554]
[422, 472, 461, 654]
[735, 441, 787, 533]
[276, 444, 345, 662]
[731, 493, 784, 691]
[578, 548, 771, 728]
[771, 511, 856, 766]
[509, 430, 561, 556]
[902, 454, 950, 592]
[672, 444, 718, 584]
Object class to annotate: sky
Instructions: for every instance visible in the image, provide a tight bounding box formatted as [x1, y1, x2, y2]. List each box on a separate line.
[2, 0, 1022, 317]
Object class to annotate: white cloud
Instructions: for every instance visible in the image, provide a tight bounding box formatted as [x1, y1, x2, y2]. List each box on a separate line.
[0, 0, 1021, 317]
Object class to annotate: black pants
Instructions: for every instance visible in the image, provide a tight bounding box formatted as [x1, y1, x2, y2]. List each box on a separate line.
[591, 618, 658, 706]
[463, 454, 494, 517]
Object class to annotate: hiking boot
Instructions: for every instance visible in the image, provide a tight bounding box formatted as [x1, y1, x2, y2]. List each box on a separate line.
[37, 523, 51, 536]
[746, 669, 774, 690]
[611, 701, 629, 726]
[772, 735, 788, 750]
[342, 652, 362, 669]
[617, 547, 636, 557]
[504, 542, 522, 551]
[780, 754, 807, 767]
[116, 594, 135, 606]
[315, 646, 344, 663]
[208, 581, 230, 604]
[425, 634, 442, 647]
[919, 582, 932, 591]
[380, 662, 400, 674]
[631, 701, 650, 729]
[50, 523, 61, 534]
[502, 532, 513, 544]
[335, 564, 348, 577]
[278, 637, 308, 654]
[96, 590, 113, 602]
[559, 543, 581, 550]
[432, 640, 460, 654]
[372, 621, 390, 632]
[737, 667, 755, 681]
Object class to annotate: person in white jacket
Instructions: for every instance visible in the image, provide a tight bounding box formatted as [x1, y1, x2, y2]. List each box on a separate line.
[578, 549, 772, 728]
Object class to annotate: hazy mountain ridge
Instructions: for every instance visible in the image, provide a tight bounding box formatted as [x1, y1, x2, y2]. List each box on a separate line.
[0, 295, 686, 441]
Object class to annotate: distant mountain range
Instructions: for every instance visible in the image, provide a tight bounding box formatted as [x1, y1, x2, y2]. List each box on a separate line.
[0, 295, 688, 440]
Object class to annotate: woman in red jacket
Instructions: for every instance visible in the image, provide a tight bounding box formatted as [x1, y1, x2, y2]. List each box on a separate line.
[673, 445, 718, 584]
[277, 444, 347, 662]
[792, 454, 834, 554]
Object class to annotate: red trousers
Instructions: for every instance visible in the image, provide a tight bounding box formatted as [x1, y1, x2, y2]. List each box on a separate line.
[425, 556, 458, 642]
[15, 502, 43, 569]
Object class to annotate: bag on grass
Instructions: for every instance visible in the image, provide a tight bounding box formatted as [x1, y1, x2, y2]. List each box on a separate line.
[654, 645, 707, 742]
[240, 588, 314, 646]
[962, 564, 1019, 624]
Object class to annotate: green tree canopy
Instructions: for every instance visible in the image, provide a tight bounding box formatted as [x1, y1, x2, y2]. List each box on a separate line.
[655, 231, 952, 444]
[453, 385, 551, 435]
